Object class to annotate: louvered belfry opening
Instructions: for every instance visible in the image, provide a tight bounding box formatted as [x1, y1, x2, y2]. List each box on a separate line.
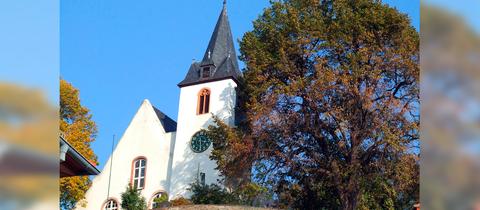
[198, 88, 211, 115]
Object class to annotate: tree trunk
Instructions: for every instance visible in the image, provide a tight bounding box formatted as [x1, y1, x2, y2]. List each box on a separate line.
[341, 147, 360, 210]
[341, 189, 359, 210]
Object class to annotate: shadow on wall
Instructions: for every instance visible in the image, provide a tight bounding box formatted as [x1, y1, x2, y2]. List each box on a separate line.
[169, 82, 237, 200]
[168, 124, 210, 199]
[163, 132, 176, 197]
[218, 82, 236, 125]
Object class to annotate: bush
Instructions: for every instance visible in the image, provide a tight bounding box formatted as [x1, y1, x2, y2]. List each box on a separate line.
[235, 183, 271, 206]
[170, 197, 192, 206]
[120, 185, 147, 210]
[152, 193, 170, 208]
[188, 181, 272, 207]
[188, 182, 238, 204]
[153, 193, 168, 204]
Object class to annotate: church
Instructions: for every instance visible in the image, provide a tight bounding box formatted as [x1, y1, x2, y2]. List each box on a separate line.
[76, 2, 242, 210]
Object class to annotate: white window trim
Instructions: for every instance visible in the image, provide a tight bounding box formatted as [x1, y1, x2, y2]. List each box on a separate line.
[133, 159, 146, 190]
[104, 199, 118, 210]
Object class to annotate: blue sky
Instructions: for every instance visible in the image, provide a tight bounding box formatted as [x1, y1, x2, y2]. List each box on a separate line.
[0, 0, 59, 104]
[60, 0, 420, 169]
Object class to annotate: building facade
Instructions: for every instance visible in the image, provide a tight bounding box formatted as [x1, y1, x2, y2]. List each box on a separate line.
[76, 2, 242, 210]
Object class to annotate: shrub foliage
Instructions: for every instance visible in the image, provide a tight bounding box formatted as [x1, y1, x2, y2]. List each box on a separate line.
[120, 185, 147, 210]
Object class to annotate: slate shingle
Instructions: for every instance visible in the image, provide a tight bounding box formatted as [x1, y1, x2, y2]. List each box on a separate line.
[152, 106, 177, 132]
[178, 3, 242, 87]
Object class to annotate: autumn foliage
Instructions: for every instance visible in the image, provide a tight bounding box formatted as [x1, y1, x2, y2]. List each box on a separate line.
[60, 79, 98, 209]
[170, 197, 192, 206]
[206, 0, 419, 209]
[206, 116, 254, 189]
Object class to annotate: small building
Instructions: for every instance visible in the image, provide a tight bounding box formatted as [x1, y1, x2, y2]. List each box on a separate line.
[60, 134, 100, 177]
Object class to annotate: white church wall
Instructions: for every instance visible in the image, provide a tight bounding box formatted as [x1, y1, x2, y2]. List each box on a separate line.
[75, 99, 175, 210]
[170, 78, 237, 199]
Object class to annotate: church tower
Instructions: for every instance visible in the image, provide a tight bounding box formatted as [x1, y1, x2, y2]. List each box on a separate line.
[170, 0, 242, 199]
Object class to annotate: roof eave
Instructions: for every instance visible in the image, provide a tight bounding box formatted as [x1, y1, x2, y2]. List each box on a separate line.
[177, 76, 240, 88]
[60, 136, 100, 176]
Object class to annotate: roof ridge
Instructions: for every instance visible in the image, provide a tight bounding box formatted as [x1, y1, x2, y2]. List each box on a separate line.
[152, 106, 177, 133]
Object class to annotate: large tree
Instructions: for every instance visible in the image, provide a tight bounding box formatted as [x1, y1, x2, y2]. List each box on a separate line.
[208, 0, 419, 209]
[60, 79, 98, 209]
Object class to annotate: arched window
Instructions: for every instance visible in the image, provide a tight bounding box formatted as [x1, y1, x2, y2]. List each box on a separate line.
[150, 191, 168, 209]
[103, 199, 118, 210]
[131, 157, 146, 190]
[197, 88, 210, 115]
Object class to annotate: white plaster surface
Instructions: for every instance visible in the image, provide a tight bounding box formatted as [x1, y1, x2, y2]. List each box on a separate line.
[170, 79, 237, 199]
[75, 99, 176, 210]
[76, 78, 237, 209]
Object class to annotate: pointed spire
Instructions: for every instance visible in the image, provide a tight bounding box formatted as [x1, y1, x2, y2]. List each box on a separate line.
[199, 0, 239, 70]
[178, 0, 243, 87]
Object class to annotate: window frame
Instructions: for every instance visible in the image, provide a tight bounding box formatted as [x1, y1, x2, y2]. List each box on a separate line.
[102, 198, 119, 210]
[149, 191, 169, 209]
[202, 67, 211, 78]
[197, 88, 211, 115]
[130, 157, 147, 190]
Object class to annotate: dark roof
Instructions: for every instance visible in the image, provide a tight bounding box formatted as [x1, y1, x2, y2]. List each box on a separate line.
[60, 135, 100, 177]
[152, 106, 177, 132]
[178, 2, 242, 87]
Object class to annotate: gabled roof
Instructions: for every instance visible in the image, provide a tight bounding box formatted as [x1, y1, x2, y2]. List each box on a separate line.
[178, 1, 242, 87]
[60, 135, 100, 177]
[152, 106, 177, 132]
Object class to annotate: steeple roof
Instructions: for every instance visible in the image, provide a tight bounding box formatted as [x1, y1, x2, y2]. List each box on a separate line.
[178, 1, 242, 87]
